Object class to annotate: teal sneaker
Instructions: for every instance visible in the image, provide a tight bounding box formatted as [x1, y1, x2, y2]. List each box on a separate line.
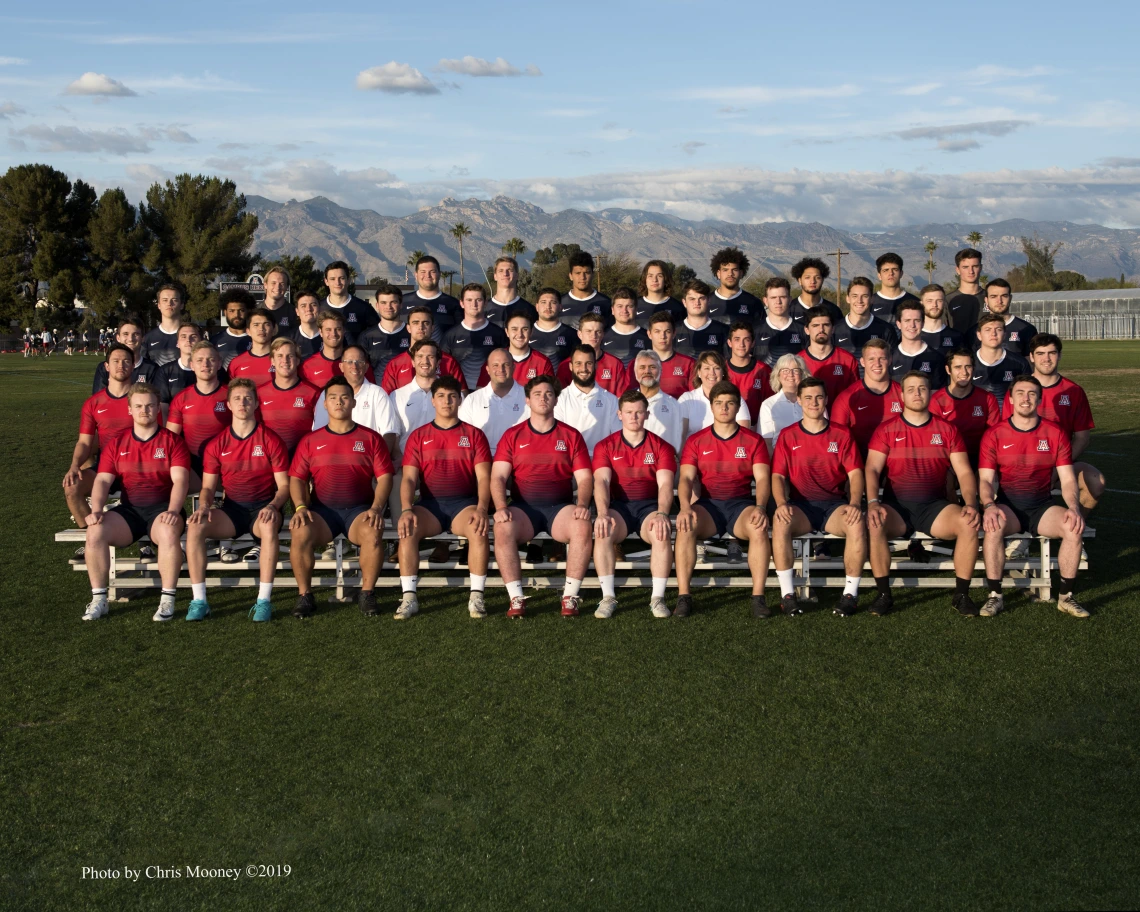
[185, 599, 210, 621]
[249, 599, 273, 622]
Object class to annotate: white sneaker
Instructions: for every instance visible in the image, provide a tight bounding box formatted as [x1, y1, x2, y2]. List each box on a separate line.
[152, 594, 177, 622]
[594, 596, 618, 619]
[650, 597, 670, 618]
[395, 592, 419, 620]
[695, 543, 707, 563]
[1005, 538, 1029, 560]
[82, 598, 108, 621]
[468, 591, 486, 618]
[1057, 593, 1089, 618]
[980, 593, 1003, 617]
[320, 546, 336, 561]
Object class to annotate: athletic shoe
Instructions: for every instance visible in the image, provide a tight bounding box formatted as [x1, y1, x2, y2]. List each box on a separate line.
[1005, 538, 1029, 560]
[752, 595, 772, 618]
[560, 596, 580, 617]
[467, 591, 486, 618]
[152, 594, 177, 622]
[185, 599, 210, 621]
[82, 597, 108, 621]
[870, 592, 894, 616]
[649, 597, 670, 618]
[395, 592, 419, 620]
[725, 541, 745, 563]
[1057, 593, 1089, 618]
[673, 594, 693, 618]
[428, 541, 451, 563]
[952, 593, 979, 617]
[524, 543, 544, 564]
[249, 599, 273, 622]
[359, 589, 380, 617]
[245, 546, 261, 562]
[695, 543, 707, 563]
[293, 593, 316, 619]
[834, 594, 859, 617]
[594, 596, 618, 619]
[780, 594, 802, 616]
[980, 593, 1004, 617]
[139, 544, 157, 560]
[220, 547, 240, 564]
[320, 545, 336, 561]
[70, 546, 86, 564]
[507, 596, 527, 619]
[907, 540, 930, 564]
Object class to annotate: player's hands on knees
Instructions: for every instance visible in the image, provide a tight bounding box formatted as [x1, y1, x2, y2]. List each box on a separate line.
[647, 513, 670, 542]
[257, 504, 279, 527]
[1063, 508, 1085, 536]
[749, 508, 769, 533]
[573, 504, 591, 522]
[291, 508, 313, 529]
[844, 504, 863, 526]
[189, 505, 212, 525]
[982, 504, 1004, 533]
[867, 504, 887, 529]
[158, 510, 181, 526]
[774, 504, 794, 525]
[397, 510, 416, 538]
[364, 507, 384, 530]
[676, 508, 696, 533]
[595, 511, 615, 539]
[493, 508, 512, 526]
[961, 505, 981, 531]
[85, 511, 104, 527]
[469, 506, 489, 537]
[63, 468, 82, 488]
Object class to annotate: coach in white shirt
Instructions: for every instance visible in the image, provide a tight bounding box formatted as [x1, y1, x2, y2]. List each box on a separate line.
[457, 348, 528, 452]
[678, 351, 750, 442]
[553, 344, 619, 456]
[389, 340, 441, 451]
[311, 345, 400, 446]
[631, 350, 682, 453]
[758, 352, 808, 452]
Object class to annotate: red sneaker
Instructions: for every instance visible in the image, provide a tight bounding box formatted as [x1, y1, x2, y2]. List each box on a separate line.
[507, 596, 527, 619]
[560, 595, 580, 617]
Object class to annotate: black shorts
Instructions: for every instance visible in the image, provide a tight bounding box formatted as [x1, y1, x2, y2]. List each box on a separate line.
[512, 500, 571, 537]
[418, 495, 477, 530]
[695, 496, 756, 539]
[190, 453, 204, 478]
[998, 495, 1057, 537]
[110, 501, 182, 544]
[310, 502, 370, 539]
[888, 498, 952, 537]
[609, 499, 661, 538]
[792, 499, 845, 533]
[219, 499, 272, 538]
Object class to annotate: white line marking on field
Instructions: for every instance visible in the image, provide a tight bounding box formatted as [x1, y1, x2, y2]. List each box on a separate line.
[1106, 489, 1140, 495]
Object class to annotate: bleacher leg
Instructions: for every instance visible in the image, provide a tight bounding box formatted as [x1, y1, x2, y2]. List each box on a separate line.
[1039, 536, 1052, 602]
[801, 539, 811, 600]
[336, 538, 344, 601]
[108, 544, 117, 602]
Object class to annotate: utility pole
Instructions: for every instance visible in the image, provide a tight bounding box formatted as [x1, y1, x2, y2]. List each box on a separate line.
[595, 253, 606, 293]
[833, 248, 849, 305]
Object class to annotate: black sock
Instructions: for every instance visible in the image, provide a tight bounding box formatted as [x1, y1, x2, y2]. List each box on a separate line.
[875, 576, 891, 596]
[987, 578, 1002, 594]
[955, 577, 972, 596]
[1058, 577, 1076, 596]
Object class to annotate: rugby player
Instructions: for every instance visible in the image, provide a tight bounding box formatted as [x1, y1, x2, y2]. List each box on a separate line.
[646, 311, 695, 399]
[157, 323, 203, 405]
[475, 310, 553, 387]
[402, 255, 460, 344]
[257, 338, 322, 454]
[561, 251, 612, 326]
[680, 351, 752, 439]
[790, 257, 843, 326]
[166, 341, 230, 488]
[724, 321, 773, 420]
[930, 349, 1000, 463]
[555, 313, 628, 396]
[709, 247, 764, 324]
[492, 376, 594, 619]
[530, 287, 577, 371]
[754, 278, 806, 367]
[458, 348, 528, 452]
[142, 283, 186, 365]
[602, 288, 650, 367]
[637, 260, 685, 327]
[486, 256, 537, 327]
[830, 339, 904, 456]
[674, 279, 729, 358]
[758, 354, 808, 452]
[870, 253, 920, 321]
[443, 283, 509, 391]
[288, 376, 394, 619]
[979, 279, 1038, 358]
[592, 390, 678, 618]
[554, 344, 621, 455]
[979, 375, 1088, 618]
[185, 379, 290, 622]
[945, 248, 984, 331]
[292, 291, 323, 358]
[381, 306, 467, 393]
[357, 283, 410, 375]
[865, 372, 982, 617]
[675, 381, 771, 618]
[227, 308, 277, 384]
[321, 260, 378, 345]
[799, 306, 859, 404]
[211, 289, 254, 368]
[300, 311, 348, 388]
[396, 375, 493, 619]
[262, 266, 297, 337]
[834, 277, 898, 356]
[973, 313, 1030, 407]
[771, 376, 866, 617]
[81, 383, 190, 622]
[631, 350, 683, 453]
[92, 318, 162, 393]
[919, 284, 966, 355]
[891, 300, 947, 389]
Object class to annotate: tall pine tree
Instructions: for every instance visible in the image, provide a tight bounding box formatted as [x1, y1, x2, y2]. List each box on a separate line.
[82, 188, 152, 326]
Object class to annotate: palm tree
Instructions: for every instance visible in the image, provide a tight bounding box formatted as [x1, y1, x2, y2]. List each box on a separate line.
[502, 237, 527, 258]
[405, 249, 427, 283]
[450, 223, 472, 284]
[966, 230, 983, 249]
[923, 240, 938, 283]
[440, 269, 457, 296]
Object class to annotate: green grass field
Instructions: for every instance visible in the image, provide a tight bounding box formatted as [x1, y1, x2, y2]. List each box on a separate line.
[3, 343, 1140, 910]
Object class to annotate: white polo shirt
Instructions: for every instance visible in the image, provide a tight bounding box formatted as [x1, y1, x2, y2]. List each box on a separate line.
[389, 380, 437, 450]
[554, 382, 620, 455]
[457, 381, 528, 453]
[678, 387, 752, 435]
[312, 377, 399, 438]
[644, 389, 683, 454]
[759, 393, 803, 452]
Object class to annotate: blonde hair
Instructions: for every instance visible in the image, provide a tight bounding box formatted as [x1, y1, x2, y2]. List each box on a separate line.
[770, 353, 808, 392]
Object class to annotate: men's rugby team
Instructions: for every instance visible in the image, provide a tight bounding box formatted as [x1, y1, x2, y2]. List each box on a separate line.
[64, 247, 1104, 623]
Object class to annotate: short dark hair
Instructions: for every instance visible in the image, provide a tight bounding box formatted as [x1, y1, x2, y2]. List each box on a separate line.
[578, 312, 605, 329]
[618, 388, 648, 409]
[249, 307, 276, 325]
[764, 276, 791, 295]
[728, 320, 754, 339]
[682, 279, 711, 298]
[640, 260, 673, 297]
[460, 282, 486, 300]
[976, 312, 1006, 331]
[792, 257, 830, 281]
[318, 310, 345, 328]
[324, 260, 351, 278]
[323, 375, 352, 397]
[708, 379, 740, 406]
[407, 305, 434, 322]
[797, 376, 826, 397]
[848, 276, 874, 293]
[342, 344, 367, 361]
[570, 343, 597, 361]
[414, 255, 440, 272]
[900, 370, 930, 388]
[955, 248, 982, 266]
[156, 282, 185, 303]
[895, 299, 924, 320]
[524, 374, 559, 396]
[430, 375, 462, 396]
[1029, 332, 1063, 354]
[536, 286, 562, 302]
[876, 252, 903, 272]
[505, 309, 533, 326]
[410, 339, 440, 358]
[985, 278, 1012, 295]
[710, 246, 749, 275]
[919, 284, 945, 298]
[220, 288, 255, 309]
[946, 347, 975, 365]
[374, 282, 403, 301]
[227, 377, 259, 399]
[611, 286, 637, 305]
[648, 310, 676, 328]
[803, 305, 833, 326]
[117, 317, 144, 333]
[568, 251, 595, 271]
[105, 342, 134, 362]
[293, 289, 320, 305]
[861, 338, 890, 355]
[1010, 374, 1042, 394]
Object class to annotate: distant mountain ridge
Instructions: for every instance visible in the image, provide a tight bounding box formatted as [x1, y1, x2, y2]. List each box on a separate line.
[246, 194, 1140, 287]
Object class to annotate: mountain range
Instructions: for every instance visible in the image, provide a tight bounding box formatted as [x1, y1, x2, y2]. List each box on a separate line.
[246, 194, 1140, 287]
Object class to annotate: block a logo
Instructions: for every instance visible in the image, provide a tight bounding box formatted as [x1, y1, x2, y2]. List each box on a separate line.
[973, 406, 984, 417]
[931, 434, 943, 445]
[734, 446, 747, 458]
[353, 440, 365, 452]
[555, 439, 567, 451]
[644, 452, 655, 465]
[1059, 395, 1070, 406]
[458, 436, 471, 448]
[252, 445, 264, 457]
[153, 447, 166, 459]
[1037, 439, 1050, 452]
[827, 441, 839, 453]
[293, 397, 306, 408]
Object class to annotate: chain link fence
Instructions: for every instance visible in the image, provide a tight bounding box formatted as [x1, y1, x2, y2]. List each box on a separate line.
[1045, 314, 1140, 340]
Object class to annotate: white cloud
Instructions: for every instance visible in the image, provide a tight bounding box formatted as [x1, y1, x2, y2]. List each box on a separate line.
[681, 141, 706, 156]
[138, 126, 198, 144]
[63, 72, 136, 97]
[540, 108, 595, 118]
[894, 119, 1031, 141]
[680, 83, 861, 104]
[895, 82, 941, 96]
[81, 31, 324, 46]
[937, 139, 981, 153]
[436, 56, 540, 77]
[132, 73, 260, 93]
[356, 62, 439, 95]
[965, 65, 1055, 83]
[0, 56, 28, 65]
[14, 124, 150, 154]
[0, 101, 26, 118]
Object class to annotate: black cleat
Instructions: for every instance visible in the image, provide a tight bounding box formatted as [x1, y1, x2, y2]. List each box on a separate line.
[293, 593, 316, 619]
[359, 589, 379, 617]
[834, 593, 859, 617]
[952, 592, 979, 617]
[869, 592, 894, 616]
[907, 540, 931, 564]
[780, 593, 803, 616]
[673, 594, 693, 618]
[751, 595, 771, 618]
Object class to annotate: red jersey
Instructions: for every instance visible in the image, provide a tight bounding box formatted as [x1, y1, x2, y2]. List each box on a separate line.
[931, 385, 1000, 458]
[475, 349, 554, 388]
[680, 425, 769, 501]
[98, 427, 190, 509]
[402, 420, 492, 500]
[202, 423, 289, 504]
[256, 378, 321, 453]
[289, 424, 394, 509]
[227, 350, 275, 385]
[868, 414, 966, 503]
[494, 419, 591, 505]
[802, 346, 860, 404]
[592, 430, 677, 502]
[657, 352, 695, 399]
[1002, 376, 1094, 440]
[168, 384, 231, 457]
[299, 351, 344, 389]
[725, 358, 773, 419]
[979, 417, 1072, 508]
[771, 421, 863, 503]
[830, 380, 903, 454]
[80, 387, 156, 452]
[380, 351, 467, 394]
[556, 352, 627, 397]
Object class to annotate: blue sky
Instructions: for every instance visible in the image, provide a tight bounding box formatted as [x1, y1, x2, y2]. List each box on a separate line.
[2, 0, 1140, 229]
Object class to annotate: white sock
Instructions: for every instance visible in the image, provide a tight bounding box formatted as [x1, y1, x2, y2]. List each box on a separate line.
[600, 575, 616, 598]
[470, 574, 486, 592]
[562, 578, 582, 598]
[191, 582, 207, 601]
[91, 587, 107, 601]
[843, 576, 860, 597]
[776, 568, 795, 597]
[652, 577, 667, 599]
[506, 580, 524, 599]
[400, 575, 418, 593]
[258, 582, 273, 602]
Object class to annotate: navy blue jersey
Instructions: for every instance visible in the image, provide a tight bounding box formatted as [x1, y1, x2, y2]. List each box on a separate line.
[357, 324, 411, 373]
[602, 325, 651, 367]
[709, 289, 765, 326]
[890, 344, 947, 390]
[142, 327, 180, 366]
[402, 291, 461, 343]
[320, 295, 378, 346]
[635, 296, 685, 329]
[921, 325, 966, 356]
[530, 322, 577, 371]
[443, 321, 509, 390]
[972, 350, 1030, 406]
[870, 291, 919, 323]
[485, 297, 538, 329]
[753, 318, 806, 367]
[945, 291, 981, 333]
[674, 319, 729, 358]
[560, 291, 612, 327]
[834, 316, 897, 356]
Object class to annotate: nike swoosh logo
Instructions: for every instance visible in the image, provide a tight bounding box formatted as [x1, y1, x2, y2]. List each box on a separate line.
[422, 440, 433, 444]
[856, 406, 868, 411]
[519, 444, 529, 448]
[454, 338, 467, 345]
[149, 341, 161, 346]
[183, 404, 194, 409]
[613, 456, 624, 460]
[262, 401, 273, 406]
[942, 409, 953, 416]
[792, 445, 802, 450]
[603, 340, 615, 345]
[316, 445, 327, 450]
[96, 408, 108, 414]
[973, 375, 984, 381]
[119, 451, 129, 455]
[371, 341, 382, 346]
[702, 450, 713, 455]
[1003, 444, 1014, 449]
[221, 451, 232, 456]
[895, 436, 906, 442]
